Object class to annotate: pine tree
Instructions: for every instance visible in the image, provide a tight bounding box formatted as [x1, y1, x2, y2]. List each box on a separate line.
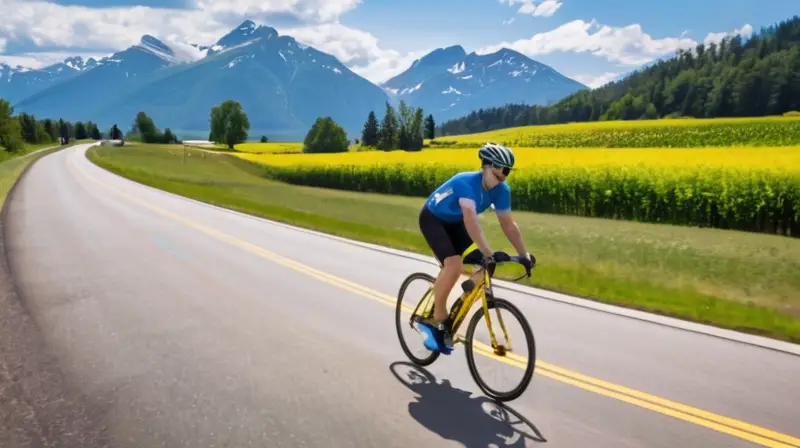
[378, 102, 398, 150]
[424, 114, 435, 140]
[408, 108, 425, 150]
[361, 111, 379, 147]
[75, 121, 88, 140]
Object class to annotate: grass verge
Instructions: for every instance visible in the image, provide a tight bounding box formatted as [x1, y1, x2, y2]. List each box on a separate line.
[85, 144, 800, 343]
[0, 141, 88, 208]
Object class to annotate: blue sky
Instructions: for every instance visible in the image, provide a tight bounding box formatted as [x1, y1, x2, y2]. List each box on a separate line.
[0, 0, 795, 87]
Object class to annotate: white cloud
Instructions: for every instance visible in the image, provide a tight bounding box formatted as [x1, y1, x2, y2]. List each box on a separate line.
[477, 19, 698, 66]
[167, 42, 208, 63]
[502, 18, 516, 25]
[192, 0, 362, 23]
[0, 0, 361, 53]
[0, 37, 6, 53]
[351, 50, 427, 85]
[0, 1, 228, 51]
[277, 22, 425, 84]
[570, 72, 623, 88]
[501, 0, 563, 17]
[703, 24, 753, 45]
[0, 0, 414, 84]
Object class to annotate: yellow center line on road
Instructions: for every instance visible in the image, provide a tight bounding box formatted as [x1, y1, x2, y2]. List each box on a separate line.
[72, 155, 800, 448]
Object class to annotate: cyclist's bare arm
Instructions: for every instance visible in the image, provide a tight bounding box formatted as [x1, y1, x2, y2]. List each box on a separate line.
[496, 211, 529, 257]
[459, 198, 493, 257]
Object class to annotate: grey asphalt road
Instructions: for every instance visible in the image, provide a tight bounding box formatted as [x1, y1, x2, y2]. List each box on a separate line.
[4, 143, 800, 448]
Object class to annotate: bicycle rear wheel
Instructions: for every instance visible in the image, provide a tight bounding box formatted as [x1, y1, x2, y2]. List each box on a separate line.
[395, 272, 441, 366]
[464, 297, 536, 402]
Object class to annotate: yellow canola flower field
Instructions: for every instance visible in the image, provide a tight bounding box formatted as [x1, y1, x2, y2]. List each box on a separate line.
[428, 116, 800, 148]
[234, 145, 800, 236]
[235, 146, 800, 172]
[234, 142, 303, 154]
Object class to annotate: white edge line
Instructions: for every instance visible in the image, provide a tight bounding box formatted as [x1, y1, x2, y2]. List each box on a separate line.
[76, 144, 800, 357]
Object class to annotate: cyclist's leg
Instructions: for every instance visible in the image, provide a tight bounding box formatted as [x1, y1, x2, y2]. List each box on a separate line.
[450, 219, 487, 290]
[418, 206, 461, 319]
[432, 219, 486, 349]
[418, 207, 461, 352]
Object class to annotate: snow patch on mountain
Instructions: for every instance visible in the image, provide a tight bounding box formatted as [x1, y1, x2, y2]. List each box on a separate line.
[226, 54, 255, 69]
[137, 35, 179, 63]
[400, 82, 423, 94]
[380, 46, 587, 120]
[448, 62, 465, 74]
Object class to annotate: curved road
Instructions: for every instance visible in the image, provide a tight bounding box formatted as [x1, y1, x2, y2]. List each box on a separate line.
[5, 143, 800, 447]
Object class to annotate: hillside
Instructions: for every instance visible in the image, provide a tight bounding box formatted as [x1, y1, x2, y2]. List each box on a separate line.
[12, 36, 178, 124]
[437, 15, 800, 136]
[3, 19, 590, 140]
[382, 46, 586, 122]
[7, 21, 389, 140]
[95, 21, 389, 139]
[0, 57, 98, 104]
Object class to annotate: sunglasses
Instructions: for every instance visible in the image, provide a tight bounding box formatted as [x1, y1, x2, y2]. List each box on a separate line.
[493, 164, 512, 176]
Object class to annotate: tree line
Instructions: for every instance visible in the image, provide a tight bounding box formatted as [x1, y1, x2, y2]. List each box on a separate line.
[3, 94, 443, 157]
[127, 111, 179, 144]
[1, 98, 106, 155]
[359, 101, 436, 151]
[437, 15, 800, 136]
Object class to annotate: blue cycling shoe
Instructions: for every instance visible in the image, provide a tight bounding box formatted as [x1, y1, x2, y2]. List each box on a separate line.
[418, 320, 454, 355]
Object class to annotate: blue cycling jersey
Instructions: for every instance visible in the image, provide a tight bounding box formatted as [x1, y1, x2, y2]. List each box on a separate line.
[424, 171, 511, 223]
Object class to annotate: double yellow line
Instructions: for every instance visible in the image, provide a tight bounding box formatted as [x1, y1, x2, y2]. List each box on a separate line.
[72, 153, 800, 448]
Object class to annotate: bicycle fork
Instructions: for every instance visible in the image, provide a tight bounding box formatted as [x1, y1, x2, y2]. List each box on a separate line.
[482, 285, 513, 357]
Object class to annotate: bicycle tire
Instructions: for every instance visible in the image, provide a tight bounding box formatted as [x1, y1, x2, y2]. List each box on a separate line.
[464, 297, 536, 402]
[395, 272, 441, 366]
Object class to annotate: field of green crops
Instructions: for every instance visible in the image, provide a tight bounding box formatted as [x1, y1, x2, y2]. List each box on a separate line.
[428, 116, 800, 148]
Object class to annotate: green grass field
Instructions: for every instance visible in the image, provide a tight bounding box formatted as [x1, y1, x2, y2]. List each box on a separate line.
[86, 144, 800, 343]
[1, 142, 58, 163]
[0, 141, 88, 208]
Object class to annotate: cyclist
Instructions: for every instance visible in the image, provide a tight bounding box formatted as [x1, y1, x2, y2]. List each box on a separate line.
[417, 142, 535, 354]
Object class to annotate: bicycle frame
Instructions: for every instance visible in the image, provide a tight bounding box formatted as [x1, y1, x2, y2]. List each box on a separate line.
[452, 265, 513, 355]
[412, 263, 515, 355]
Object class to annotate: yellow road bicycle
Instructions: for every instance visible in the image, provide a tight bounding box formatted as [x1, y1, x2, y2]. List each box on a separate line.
[395, 251, 536, 402]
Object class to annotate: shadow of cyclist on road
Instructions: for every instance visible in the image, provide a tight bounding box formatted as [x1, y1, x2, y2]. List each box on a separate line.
[390, 361, 547, 447]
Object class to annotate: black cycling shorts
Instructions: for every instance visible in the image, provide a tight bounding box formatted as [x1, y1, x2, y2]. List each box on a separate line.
[419, 206, 484, 265]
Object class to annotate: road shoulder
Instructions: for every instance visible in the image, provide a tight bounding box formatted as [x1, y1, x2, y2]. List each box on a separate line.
[0, 149, 108, 448]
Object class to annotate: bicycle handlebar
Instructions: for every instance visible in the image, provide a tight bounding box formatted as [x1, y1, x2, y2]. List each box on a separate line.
[481, 251, 535, 282]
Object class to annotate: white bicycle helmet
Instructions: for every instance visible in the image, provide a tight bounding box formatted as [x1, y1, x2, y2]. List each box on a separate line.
[478, 142, 515, 169]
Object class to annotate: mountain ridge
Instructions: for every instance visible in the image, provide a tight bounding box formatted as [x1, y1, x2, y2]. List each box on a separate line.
[381, 45, 588, 122]
[4, 20, 587, 139]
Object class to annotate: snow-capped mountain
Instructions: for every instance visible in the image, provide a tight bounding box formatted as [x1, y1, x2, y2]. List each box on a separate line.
[0, 56, 98, 104]
[382, 46, 588, 121]
[205, 20, 272, 57]
[4, 20, 586, 137]
[12, 21, 389, 139]
[13, 35, 179, 122]
[94, 20, 387, 138]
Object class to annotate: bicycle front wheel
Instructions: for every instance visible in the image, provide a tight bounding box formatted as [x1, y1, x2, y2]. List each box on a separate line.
[395, 272, 441, 366]
[464, 297, 536, 402]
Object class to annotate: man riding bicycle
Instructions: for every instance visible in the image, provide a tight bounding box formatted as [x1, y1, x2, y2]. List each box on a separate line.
[417, 142, 535, 354]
